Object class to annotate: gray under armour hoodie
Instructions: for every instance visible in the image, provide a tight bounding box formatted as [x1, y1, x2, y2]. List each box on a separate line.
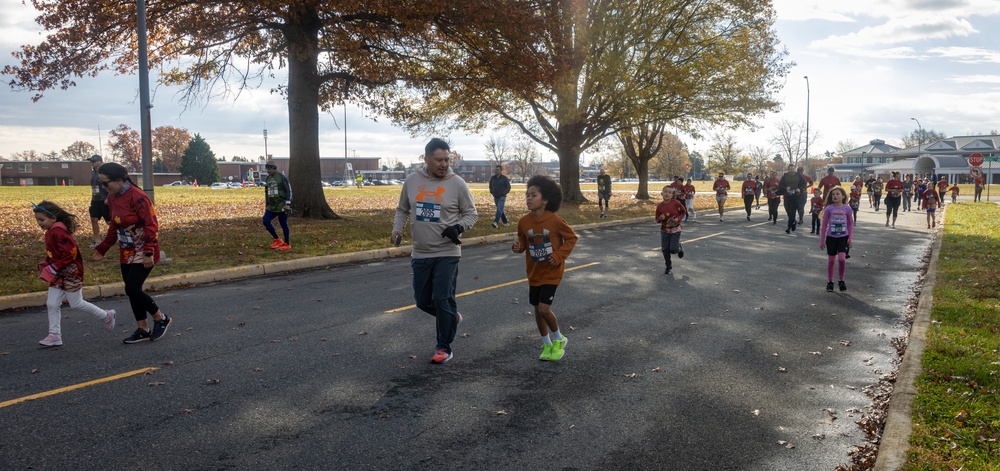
[393, 166, 479, 259]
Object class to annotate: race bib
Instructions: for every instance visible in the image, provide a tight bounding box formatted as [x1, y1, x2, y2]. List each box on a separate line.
[530, 240, 553, 262]
[116, 228, 135, 247]
[92, 186, 101, 195]
[850, 200, 859, 209]
[267, 186, 278, 197]
[831, 223, 846, 235]
[415, 201, 441, 222]
[744, 188, 754, 196]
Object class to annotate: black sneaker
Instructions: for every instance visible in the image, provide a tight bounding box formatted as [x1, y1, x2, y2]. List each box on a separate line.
[664, 267, 672, 275]
[839, 281, 847, 292]
[150, 315, 173, 341]
[826, 282, 834, 292]
[123, 328, 150, 344]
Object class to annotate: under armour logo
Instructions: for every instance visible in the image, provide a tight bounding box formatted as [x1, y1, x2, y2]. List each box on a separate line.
[416, 185, 445, 203]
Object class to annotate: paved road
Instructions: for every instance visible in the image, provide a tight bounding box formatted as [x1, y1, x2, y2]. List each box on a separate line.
[0, 202, 934, 470]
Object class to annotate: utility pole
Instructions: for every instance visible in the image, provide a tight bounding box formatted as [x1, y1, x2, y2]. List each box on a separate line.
[803, 75, 810, 173]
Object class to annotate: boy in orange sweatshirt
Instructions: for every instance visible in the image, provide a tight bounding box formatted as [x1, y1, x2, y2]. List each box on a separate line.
[512, 175, 578, 361]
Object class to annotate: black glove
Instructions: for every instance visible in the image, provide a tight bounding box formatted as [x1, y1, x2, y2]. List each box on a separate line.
[441, 224, 464, 245]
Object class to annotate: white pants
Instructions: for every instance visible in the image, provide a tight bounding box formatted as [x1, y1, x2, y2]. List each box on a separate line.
[47, 287, 108, 335]
[686, 199, 696, 218]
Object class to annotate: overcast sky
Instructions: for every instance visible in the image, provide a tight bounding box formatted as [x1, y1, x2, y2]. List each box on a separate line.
[1, 0, 998, 164]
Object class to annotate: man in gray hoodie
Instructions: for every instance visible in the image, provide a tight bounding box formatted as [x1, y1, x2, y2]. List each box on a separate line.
[392, 138, 479, 364]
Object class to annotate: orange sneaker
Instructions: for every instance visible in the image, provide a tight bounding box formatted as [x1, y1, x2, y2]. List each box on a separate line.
[276, 241, 291, 251]
[269, 238, 283, 249]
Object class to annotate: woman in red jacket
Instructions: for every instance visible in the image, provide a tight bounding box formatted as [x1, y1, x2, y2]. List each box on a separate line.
[93, 163, 173, 344]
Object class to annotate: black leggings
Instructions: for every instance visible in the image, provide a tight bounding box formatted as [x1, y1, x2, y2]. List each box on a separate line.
[812, 213, 821, 233]
[873, 192, 882, 210]
[767, 198, 780, 222]
[885, 196, 900, 219]
[743, 195, 754, 217]
[120, 263, 159, 321]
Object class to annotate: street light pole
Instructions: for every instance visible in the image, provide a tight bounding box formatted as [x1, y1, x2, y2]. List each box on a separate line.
[911, 117, 922, 154]
[137, 0, 154, 202]
[804, 76, 810, 173]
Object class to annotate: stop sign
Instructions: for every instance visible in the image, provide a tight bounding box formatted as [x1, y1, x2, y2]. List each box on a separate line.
[969, 153, 985, 166]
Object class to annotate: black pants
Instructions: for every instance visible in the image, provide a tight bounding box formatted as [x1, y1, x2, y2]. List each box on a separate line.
[743, 195, 754, 218]
[767, 198, 780, 223]
[811, 213, 821, 233]
[783, 195, 799, 230]
[120, 263, 159, 321]
[660, 231, 682, 269]
[974, 187, 982, 202]
[873, 192, 882, 210]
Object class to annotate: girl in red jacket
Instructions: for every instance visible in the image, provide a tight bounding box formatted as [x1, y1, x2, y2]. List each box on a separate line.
[33, 201, 116, 347]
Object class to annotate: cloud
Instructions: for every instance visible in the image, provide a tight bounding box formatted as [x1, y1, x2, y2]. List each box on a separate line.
[929, 46, 1000, 64]
[946, 74, 1000, 84]
[809, 16, 976, 50]
[776, 0, 1000, 22]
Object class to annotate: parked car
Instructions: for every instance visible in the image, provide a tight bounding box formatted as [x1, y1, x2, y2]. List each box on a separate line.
[227, 182, 243, 188]
[163, 181, 185, 186]
[321, 181, 331, 187]
[210, 182, 229, 189]
[331, 180, 346, 186]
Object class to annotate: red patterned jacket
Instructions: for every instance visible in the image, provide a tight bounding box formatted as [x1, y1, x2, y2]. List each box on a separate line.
[96, 184, 160, 264]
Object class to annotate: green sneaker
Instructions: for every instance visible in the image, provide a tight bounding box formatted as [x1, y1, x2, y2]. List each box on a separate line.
[550, 336, 568, 361]
[539, 343, 554, 361]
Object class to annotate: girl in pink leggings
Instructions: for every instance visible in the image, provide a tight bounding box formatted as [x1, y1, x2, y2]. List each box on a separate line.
[819, 187, 854, 292]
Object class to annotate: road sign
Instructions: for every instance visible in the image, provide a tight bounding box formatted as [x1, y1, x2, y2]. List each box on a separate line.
[968, 153, 984, 166]
[986, 156, 999, 162]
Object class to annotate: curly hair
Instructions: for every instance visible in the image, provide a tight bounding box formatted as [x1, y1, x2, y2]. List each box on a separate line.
[33, 200, 78, 233]
[526, 175, 562, 212]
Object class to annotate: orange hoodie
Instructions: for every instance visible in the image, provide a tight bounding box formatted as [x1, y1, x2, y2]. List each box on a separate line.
[514, 211, 578, 286]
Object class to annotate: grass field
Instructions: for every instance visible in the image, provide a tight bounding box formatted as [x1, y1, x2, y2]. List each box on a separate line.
[1, 181, 740, 297]
[904, 201, 1000, 469]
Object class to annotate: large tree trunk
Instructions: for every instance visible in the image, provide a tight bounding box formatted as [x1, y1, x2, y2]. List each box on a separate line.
[285, 11, 338, 219]
[632, 157, 650, 200]
[556, 140, 586, 204]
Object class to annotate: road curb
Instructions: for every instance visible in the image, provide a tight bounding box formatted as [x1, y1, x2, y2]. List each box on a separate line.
[0, 215, 657, 313]
[873, 205, 945, 470]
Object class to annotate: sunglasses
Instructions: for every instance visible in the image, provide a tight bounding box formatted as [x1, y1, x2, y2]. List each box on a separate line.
[99, 179, 117, 187]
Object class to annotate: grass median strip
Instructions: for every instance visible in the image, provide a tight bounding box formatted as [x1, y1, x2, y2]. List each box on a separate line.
[2, 184, 740, 298]
[904, 201, 1000, 469]
[0, 367, 159, 409]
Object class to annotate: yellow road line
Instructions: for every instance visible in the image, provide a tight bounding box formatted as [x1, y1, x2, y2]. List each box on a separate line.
[385, 262, 602, 313]
[0, 367, 159, 410]
[649, 231, 725, 251]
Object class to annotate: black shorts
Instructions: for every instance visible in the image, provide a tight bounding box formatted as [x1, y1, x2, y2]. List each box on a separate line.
[825, 236, 850, 256]
[598, 192, 611, 203]
[529, 284, 558, 306]
[89, 200, 110, 222]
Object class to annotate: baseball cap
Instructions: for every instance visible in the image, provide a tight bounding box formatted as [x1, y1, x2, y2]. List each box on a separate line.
[87, 155, 103, 163]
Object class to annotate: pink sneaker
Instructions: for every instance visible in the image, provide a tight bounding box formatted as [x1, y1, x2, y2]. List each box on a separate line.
[103, 309, 116, 333]
[39, 333, 63, 347]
